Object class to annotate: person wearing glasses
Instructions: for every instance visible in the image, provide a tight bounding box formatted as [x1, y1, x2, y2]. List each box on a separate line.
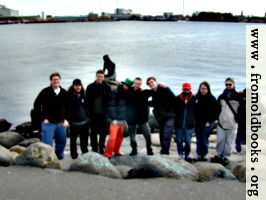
[211, 78, 244, 165]
[175, 82, 196, 162]
[146, 77, 176, 155]
[34, 72, 70, 160]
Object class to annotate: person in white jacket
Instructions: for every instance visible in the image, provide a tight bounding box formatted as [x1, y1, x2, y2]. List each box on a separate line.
[211, 78, 244, 165]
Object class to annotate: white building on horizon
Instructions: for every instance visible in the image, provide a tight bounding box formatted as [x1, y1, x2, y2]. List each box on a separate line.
[0, 5, 19, 16]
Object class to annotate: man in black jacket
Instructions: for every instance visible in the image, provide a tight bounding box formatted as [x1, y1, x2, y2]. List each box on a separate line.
[146, 77, 176, 155]
[127, 77, 153, 156]
[85, 70, 111, 154]
[34, 72, 70, 160]
[68, 79, 90, 159]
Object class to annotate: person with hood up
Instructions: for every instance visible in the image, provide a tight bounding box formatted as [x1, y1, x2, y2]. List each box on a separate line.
[175, 82, 196, 162]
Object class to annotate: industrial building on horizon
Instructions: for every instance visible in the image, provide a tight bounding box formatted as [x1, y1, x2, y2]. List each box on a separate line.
[0, 5, 19, 16]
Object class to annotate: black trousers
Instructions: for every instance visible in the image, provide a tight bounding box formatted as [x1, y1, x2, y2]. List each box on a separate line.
[70, 120, 90, 159]
[90, 113, 108, 152]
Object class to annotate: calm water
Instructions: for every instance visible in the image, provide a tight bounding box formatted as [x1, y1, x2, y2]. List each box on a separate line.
[0, 21, 246, 125]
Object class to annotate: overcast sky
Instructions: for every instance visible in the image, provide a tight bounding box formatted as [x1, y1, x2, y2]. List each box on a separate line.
[2, 0, 266, 17]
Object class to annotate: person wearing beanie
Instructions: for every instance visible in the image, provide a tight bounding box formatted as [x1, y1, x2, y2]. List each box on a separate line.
[85, 70, 111, 154]
[175, 82, 196, 162]
[104, 78, 133, 157]
[33, 72, 70, 160]
[211, 78, 244, 165]
[67, 79, 90, 159]
[146, 77, 176, 155]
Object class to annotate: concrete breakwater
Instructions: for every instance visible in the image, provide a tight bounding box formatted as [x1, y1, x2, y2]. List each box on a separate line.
[0, 129, 246, 183]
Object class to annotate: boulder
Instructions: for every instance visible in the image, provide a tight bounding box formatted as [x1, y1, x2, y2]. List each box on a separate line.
[0, 131, 25, 148]
[109, 154, 136, 168]
[148, 113, 159, 133]
[18, 138, 41, 147]
[151, 133, 161, 146]
[193, 162, 237, 182]
[127, 155, 199, 181]
[10, 151, 19, 161]
[0, 119, 12, 132]
[9, 145, 26, 154]
[209, 134, 217, 143]
[15, 142, 60, 169]
[231, 162, 246, 182]
[115, 165, 132, 179]
[0, 145, 13, 166]
[68, 152, 122, 179]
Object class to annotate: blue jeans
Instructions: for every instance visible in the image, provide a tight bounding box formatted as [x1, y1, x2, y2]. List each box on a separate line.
[175, 128, 193, 157]
[42, 122, 67, 160]
[195, 124, 213, 157]
[158, 117, 175, 155]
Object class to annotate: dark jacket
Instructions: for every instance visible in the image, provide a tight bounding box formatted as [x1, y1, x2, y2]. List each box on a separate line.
[127, 89, 152, 124]
[34, 86, 70, 123]
[107, 85, 129, 121]
[175, 92, 196, 129]
[194, 93, 219, 127]
[217, 89, 244, 129]
[68, 92, 88, 123]
[85, 81, 111, 118]
[149, 85, 176, 124]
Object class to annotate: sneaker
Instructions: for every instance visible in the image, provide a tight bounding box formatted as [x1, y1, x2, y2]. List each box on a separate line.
[147, 150, 154, 156]
[129, 150, 137, 156]
[197, 156, 208, 162]
[185, 157, 196, 163]
[115, 152, 125, 156]
[221, 158, 230, 166]
[210, 155, 223, 163]
[232, 149, 242, 155]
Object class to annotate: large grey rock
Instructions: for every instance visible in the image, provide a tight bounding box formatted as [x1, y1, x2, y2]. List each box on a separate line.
[9, 145, 26, 154]
[15, 142, 60, 169]
[115, 165, 132, 179]
[231, 162, 246, 182]
[18, 138, 41, 147]
[127, 155, 199, 181]
[193, 162, 237, 182]
[0, 131, 25, 148]
[148, 113, 159, 133]
[109, 155, 136, 168]
[0, 119, 12, 132]
[0, 145, 13, 166]
[68, 152, 122, 179]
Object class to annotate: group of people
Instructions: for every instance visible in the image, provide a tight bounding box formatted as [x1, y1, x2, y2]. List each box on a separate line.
[33, 59, 245, 165]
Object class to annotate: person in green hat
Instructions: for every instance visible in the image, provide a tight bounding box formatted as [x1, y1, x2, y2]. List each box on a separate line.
[104, 78, 133, 157]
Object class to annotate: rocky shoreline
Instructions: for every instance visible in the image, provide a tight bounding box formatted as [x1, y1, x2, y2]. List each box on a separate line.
[0, 127, 246, 183]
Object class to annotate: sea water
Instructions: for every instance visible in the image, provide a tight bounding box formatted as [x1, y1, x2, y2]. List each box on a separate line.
[0, 21, 246, 125]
